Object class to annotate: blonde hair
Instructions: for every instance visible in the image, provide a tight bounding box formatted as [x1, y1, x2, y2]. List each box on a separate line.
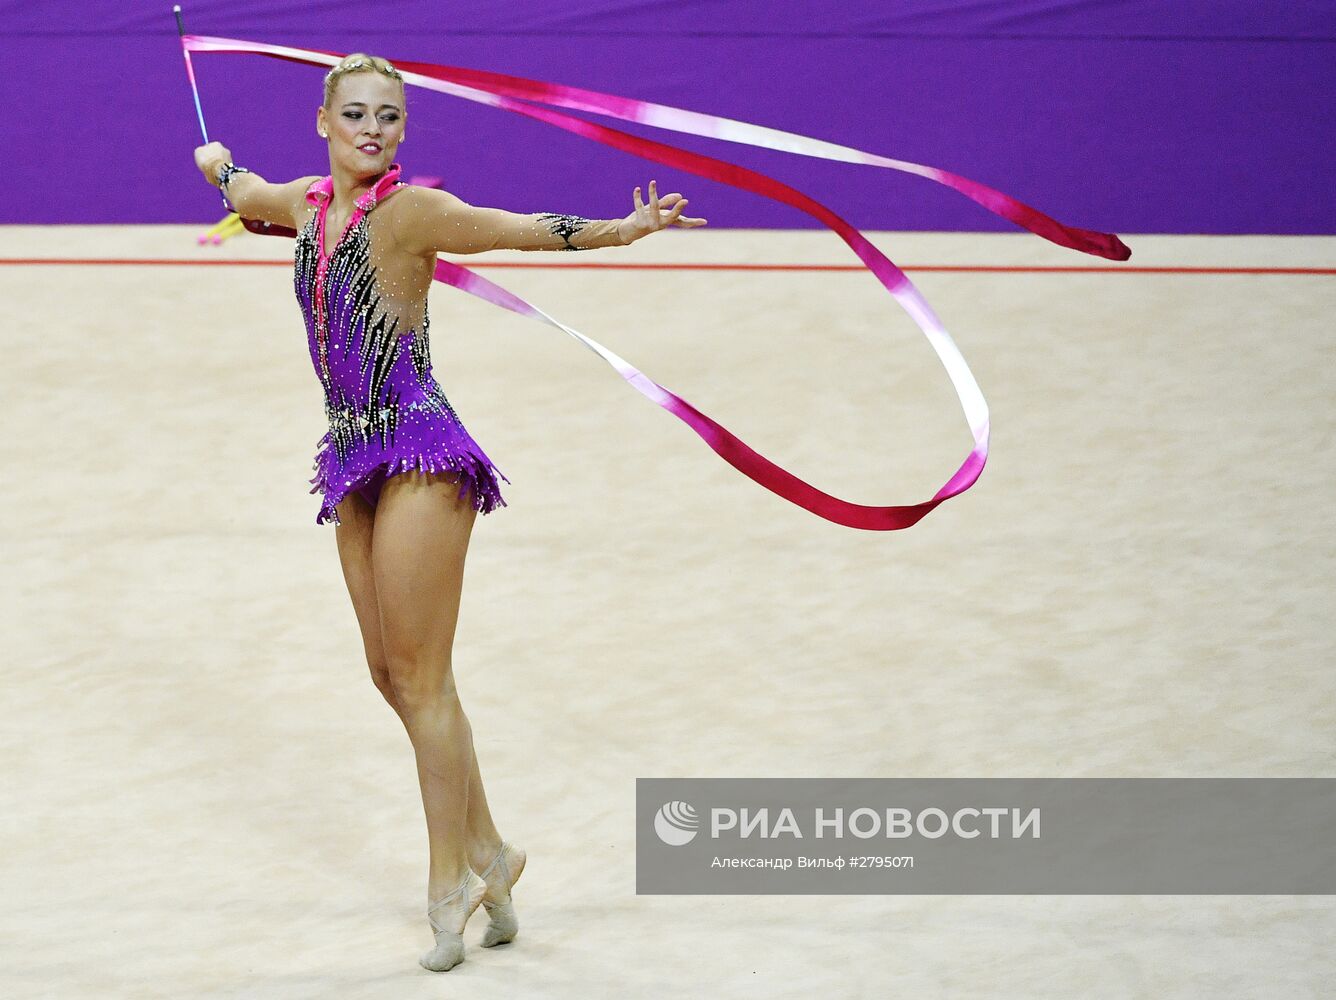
[323, 53, 405, 108]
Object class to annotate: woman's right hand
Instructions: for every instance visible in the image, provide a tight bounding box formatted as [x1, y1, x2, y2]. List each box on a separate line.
[194, 141, 233, 185]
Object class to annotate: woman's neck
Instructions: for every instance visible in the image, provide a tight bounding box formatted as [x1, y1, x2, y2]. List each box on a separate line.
[330, 167, 385, 215]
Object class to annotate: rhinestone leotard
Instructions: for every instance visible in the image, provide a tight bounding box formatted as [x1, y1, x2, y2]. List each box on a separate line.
[294, 163, 510, 525]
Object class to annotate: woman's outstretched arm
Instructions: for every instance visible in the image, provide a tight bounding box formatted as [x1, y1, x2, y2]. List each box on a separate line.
[390, 179, 707, 257]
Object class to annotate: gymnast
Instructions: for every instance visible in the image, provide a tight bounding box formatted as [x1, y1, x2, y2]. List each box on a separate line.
[193, 52, 707, 973]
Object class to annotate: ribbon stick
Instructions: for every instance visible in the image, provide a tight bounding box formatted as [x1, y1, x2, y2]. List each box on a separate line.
[174, 9, 234, 212]
[173, 8, 209, 143]
[181, 34, 1131, 530]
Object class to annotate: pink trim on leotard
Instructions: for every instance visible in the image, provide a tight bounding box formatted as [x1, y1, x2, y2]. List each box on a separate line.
[304, 164, 404, 383]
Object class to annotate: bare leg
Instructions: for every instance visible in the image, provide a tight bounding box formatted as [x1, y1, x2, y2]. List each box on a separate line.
[334, 490, 403, 718]
[332, 477, 522, 959]
[335, 487, 504, 858]
[371, 469, 489, 970]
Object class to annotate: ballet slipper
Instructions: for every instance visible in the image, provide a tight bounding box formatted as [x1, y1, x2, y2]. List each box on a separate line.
[419, 869, 487, 972]
[476, 840, 527, 947]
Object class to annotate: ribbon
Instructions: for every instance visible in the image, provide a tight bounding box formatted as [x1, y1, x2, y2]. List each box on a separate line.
[182, 34, 1131, 530]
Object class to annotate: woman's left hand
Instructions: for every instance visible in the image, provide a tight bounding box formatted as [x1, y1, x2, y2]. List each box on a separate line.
[617, 180, 708, 244]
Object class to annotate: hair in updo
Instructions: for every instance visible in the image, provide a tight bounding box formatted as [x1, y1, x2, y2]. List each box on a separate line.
[322, 53, 405, 107]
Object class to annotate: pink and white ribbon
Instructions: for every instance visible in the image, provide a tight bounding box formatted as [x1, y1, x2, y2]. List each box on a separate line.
[183, 34, 1131, 530]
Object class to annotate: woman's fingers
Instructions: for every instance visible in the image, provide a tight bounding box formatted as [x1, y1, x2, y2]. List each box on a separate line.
[630, 183, 706, 233]
[665, 199, 710, 227]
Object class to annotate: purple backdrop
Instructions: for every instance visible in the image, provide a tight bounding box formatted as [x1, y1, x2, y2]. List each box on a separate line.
[7, 1, 1335, 233]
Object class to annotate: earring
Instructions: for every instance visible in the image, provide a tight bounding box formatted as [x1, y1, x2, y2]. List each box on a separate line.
[319, 130, 328, 138]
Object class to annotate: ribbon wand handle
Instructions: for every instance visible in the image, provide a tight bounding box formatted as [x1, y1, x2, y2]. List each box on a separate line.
[174, 5, 230, 210]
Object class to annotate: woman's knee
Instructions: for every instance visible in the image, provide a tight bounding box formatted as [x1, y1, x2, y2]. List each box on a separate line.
[367, 655, 395, 698]
[385, 652, 460, 718]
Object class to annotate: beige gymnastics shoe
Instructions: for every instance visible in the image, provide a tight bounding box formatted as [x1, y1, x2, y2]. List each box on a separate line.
[419, 869, 487, 972]
[476, 840, 527, 948]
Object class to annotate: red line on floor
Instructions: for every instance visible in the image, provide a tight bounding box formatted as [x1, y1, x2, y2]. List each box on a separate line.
[0, 258, 1332, 275]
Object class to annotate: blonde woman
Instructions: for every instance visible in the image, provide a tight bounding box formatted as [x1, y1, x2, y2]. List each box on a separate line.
[193, 53, 706, 972]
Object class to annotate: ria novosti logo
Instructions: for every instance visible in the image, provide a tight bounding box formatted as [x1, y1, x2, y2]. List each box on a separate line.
[654, 800, 700, 845]
[651, 801, 1042, 843]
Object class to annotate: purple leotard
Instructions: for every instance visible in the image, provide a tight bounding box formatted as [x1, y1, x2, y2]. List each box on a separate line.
[294, 163, 509, 526]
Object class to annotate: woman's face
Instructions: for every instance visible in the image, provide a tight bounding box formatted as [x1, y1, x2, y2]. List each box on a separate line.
[318, 72, 406, 178]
